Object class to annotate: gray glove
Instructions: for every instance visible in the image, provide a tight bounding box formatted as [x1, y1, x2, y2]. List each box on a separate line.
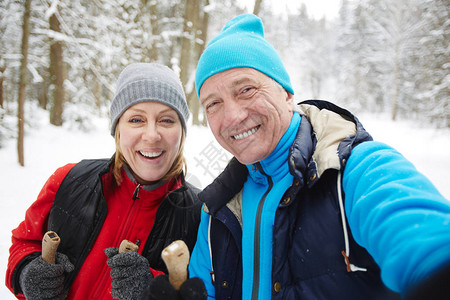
[105, 248, 152, 300]
[142, 275, 207, 300]
[19, 252, 74, 300]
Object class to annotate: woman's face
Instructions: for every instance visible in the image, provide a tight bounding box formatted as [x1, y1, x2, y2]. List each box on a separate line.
[116, 102, 182, 185]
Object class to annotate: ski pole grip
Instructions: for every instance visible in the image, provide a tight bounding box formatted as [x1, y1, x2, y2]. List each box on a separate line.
[161, 240, 189, 290]
[119, 239, 139, 253]
[42, 231, 60, 264]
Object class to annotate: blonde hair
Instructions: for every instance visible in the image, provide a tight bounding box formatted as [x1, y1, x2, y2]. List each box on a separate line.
[111, 127, 187, 186]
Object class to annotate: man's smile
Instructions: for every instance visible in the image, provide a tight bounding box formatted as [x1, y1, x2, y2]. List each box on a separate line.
[232, 125, 260, 140]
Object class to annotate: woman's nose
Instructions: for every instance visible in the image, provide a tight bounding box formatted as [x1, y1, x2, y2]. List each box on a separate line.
[141, 124, 161, 141]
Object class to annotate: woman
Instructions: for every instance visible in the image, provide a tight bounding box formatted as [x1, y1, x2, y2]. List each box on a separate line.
[5, 63, 202, 300]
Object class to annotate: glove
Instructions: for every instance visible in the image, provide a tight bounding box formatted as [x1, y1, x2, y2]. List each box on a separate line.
[19, 252, 74, 300]
[141, 274, 207, 300]
[105, 247, 152, 300]
[405, 263, 450, 300]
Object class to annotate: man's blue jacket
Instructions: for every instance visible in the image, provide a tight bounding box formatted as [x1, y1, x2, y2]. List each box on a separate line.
[189, 100, 450, 299]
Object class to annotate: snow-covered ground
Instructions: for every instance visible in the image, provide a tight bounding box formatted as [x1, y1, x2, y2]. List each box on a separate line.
[0, 109, 449, 298]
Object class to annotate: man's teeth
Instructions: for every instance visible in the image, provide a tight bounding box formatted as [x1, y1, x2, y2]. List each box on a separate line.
[139, 151, 163, 158]
[234, 127, 258, 140]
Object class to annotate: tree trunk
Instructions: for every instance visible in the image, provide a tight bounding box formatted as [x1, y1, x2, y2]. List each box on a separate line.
[17, 0, 32, 167]
[187, 0, 210, 126]
[0, 63, 5, 109]
[49, 10, 65, 126]
[148, 0, 159, 61]
[179, 0, 195, 88]
[253, 0, 263, 15]
[391, 46, 400, 121]
[38, 68, 49, 109]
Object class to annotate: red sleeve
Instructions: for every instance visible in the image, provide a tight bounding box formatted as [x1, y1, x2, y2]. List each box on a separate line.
[5, 163, 76, 297]
[150, 268, 166, 278]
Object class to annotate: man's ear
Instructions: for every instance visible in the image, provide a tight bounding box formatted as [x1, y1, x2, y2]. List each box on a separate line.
[286, 91, 294, 110]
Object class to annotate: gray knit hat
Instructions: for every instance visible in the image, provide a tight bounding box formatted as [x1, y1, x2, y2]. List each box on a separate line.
[110, 62, 190, 136]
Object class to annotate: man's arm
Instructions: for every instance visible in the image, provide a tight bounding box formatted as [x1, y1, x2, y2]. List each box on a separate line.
[343, 141, 450, 294]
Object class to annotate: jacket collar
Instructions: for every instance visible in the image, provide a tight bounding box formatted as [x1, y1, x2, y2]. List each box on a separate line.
[247, 112, 301, 183]
[200, 100, 372, 213]
[294, 100, 372, 187]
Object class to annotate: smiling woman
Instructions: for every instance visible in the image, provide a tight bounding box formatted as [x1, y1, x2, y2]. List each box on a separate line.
[5, 63, 204, 300]
[116, 102, 183, 185]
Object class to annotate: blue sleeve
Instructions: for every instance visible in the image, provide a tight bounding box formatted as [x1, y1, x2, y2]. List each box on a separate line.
[343, 141, 450, 293]
[189, 207, 216, 299]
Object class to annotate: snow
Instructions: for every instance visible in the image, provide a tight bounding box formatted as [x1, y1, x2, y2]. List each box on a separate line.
[0, 109, 449, 298]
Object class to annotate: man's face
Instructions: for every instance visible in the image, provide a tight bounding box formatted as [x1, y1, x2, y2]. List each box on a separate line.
[199, 67, 294, 165]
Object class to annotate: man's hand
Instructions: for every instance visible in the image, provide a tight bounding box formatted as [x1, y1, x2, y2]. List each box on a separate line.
[405, 263, 450, 300]
[19, 252, 74, 300]
[141, 275, 207, 300]
[105, 247, 152, 300]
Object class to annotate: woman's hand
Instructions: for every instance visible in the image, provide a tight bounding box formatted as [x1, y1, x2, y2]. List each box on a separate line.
[105, 247, 152, 300]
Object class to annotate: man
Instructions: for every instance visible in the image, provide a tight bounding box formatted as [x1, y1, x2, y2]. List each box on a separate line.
[186, 13, 450, 300]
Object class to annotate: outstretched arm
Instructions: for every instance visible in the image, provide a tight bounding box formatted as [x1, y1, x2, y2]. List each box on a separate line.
[343, 141, 450, 294]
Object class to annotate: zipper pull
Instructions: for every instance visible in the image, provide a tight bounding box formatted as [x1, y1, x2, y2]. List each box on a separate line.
[132, 183, 141, 200]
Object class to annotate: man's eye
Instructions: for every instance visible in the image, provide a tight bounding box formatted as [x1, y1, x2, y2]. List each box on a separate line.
[240, 86, 255, 96]
[206, 101, 219, 110]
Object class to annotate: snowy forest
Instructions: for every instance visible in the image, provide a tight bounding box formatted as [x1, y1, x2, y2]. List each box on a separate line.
[0, 0, 449, 166]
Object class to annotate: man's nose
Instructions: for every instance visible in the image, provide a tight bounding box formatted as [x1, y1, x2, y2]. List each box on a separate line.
[223, 99, 248, 127]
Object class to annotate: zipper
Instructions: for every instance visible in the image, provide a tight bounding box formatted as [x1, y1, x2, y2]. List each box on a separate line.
[91, 183, 142, 299]
[251, 162, 273, 300]
[133, 182, 141, 200]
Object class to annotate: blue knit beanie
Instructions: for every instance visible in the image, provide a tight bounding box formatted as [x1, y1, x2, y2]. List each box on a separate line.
[195, 14, 294, 97]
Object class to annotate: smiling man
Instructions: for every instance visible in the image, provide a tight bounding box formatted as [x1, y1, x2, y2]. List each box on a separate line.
[200, 67, 293, 165]
[187, 13, 450, 300]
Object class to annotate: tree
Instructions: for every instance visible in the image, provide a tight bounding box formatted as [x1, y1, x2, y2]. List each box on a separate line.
[49, 4, 65, 126]
[253, 0, 263, 15]
[179, 0, 196, 90]
[187, 0, 210, 126]
[335, 1, 380, 112]
[353, 0, 424, 120]
[147, 0, 160, 61]
[0, 62, 5, 108]
[17, 0, 32, 166]
[179, 0, 212, 125]
[412, 0, 450, 127]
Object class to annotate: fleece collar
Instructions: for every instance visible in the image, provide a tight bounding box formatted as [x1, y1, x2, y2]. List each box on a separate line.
[200, 100, 371, 213]
[247, 112, 301, 182]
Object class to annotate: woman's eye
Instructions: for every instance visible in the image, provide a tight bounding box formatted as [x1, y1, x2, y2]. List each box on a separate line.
[160, 118, 175, 124]
[129, 117, 143, 123]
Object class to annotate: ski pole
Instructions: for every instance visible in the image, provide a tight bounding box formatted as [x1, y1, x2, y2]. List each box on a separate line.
[119, 239, 139, 253]
[161, 240, 189, 290]
[42, 231, 61, 264]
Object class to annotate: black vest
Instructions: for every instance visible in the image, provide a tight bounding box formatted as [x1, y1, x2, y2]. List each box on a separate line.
[47, 158, 202, 291]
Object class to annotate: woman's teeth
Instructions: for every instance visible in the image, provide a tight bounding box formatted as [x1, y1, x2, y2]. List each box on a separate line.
[139, 151, 163, 158]
[233, 126, 259, 140]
